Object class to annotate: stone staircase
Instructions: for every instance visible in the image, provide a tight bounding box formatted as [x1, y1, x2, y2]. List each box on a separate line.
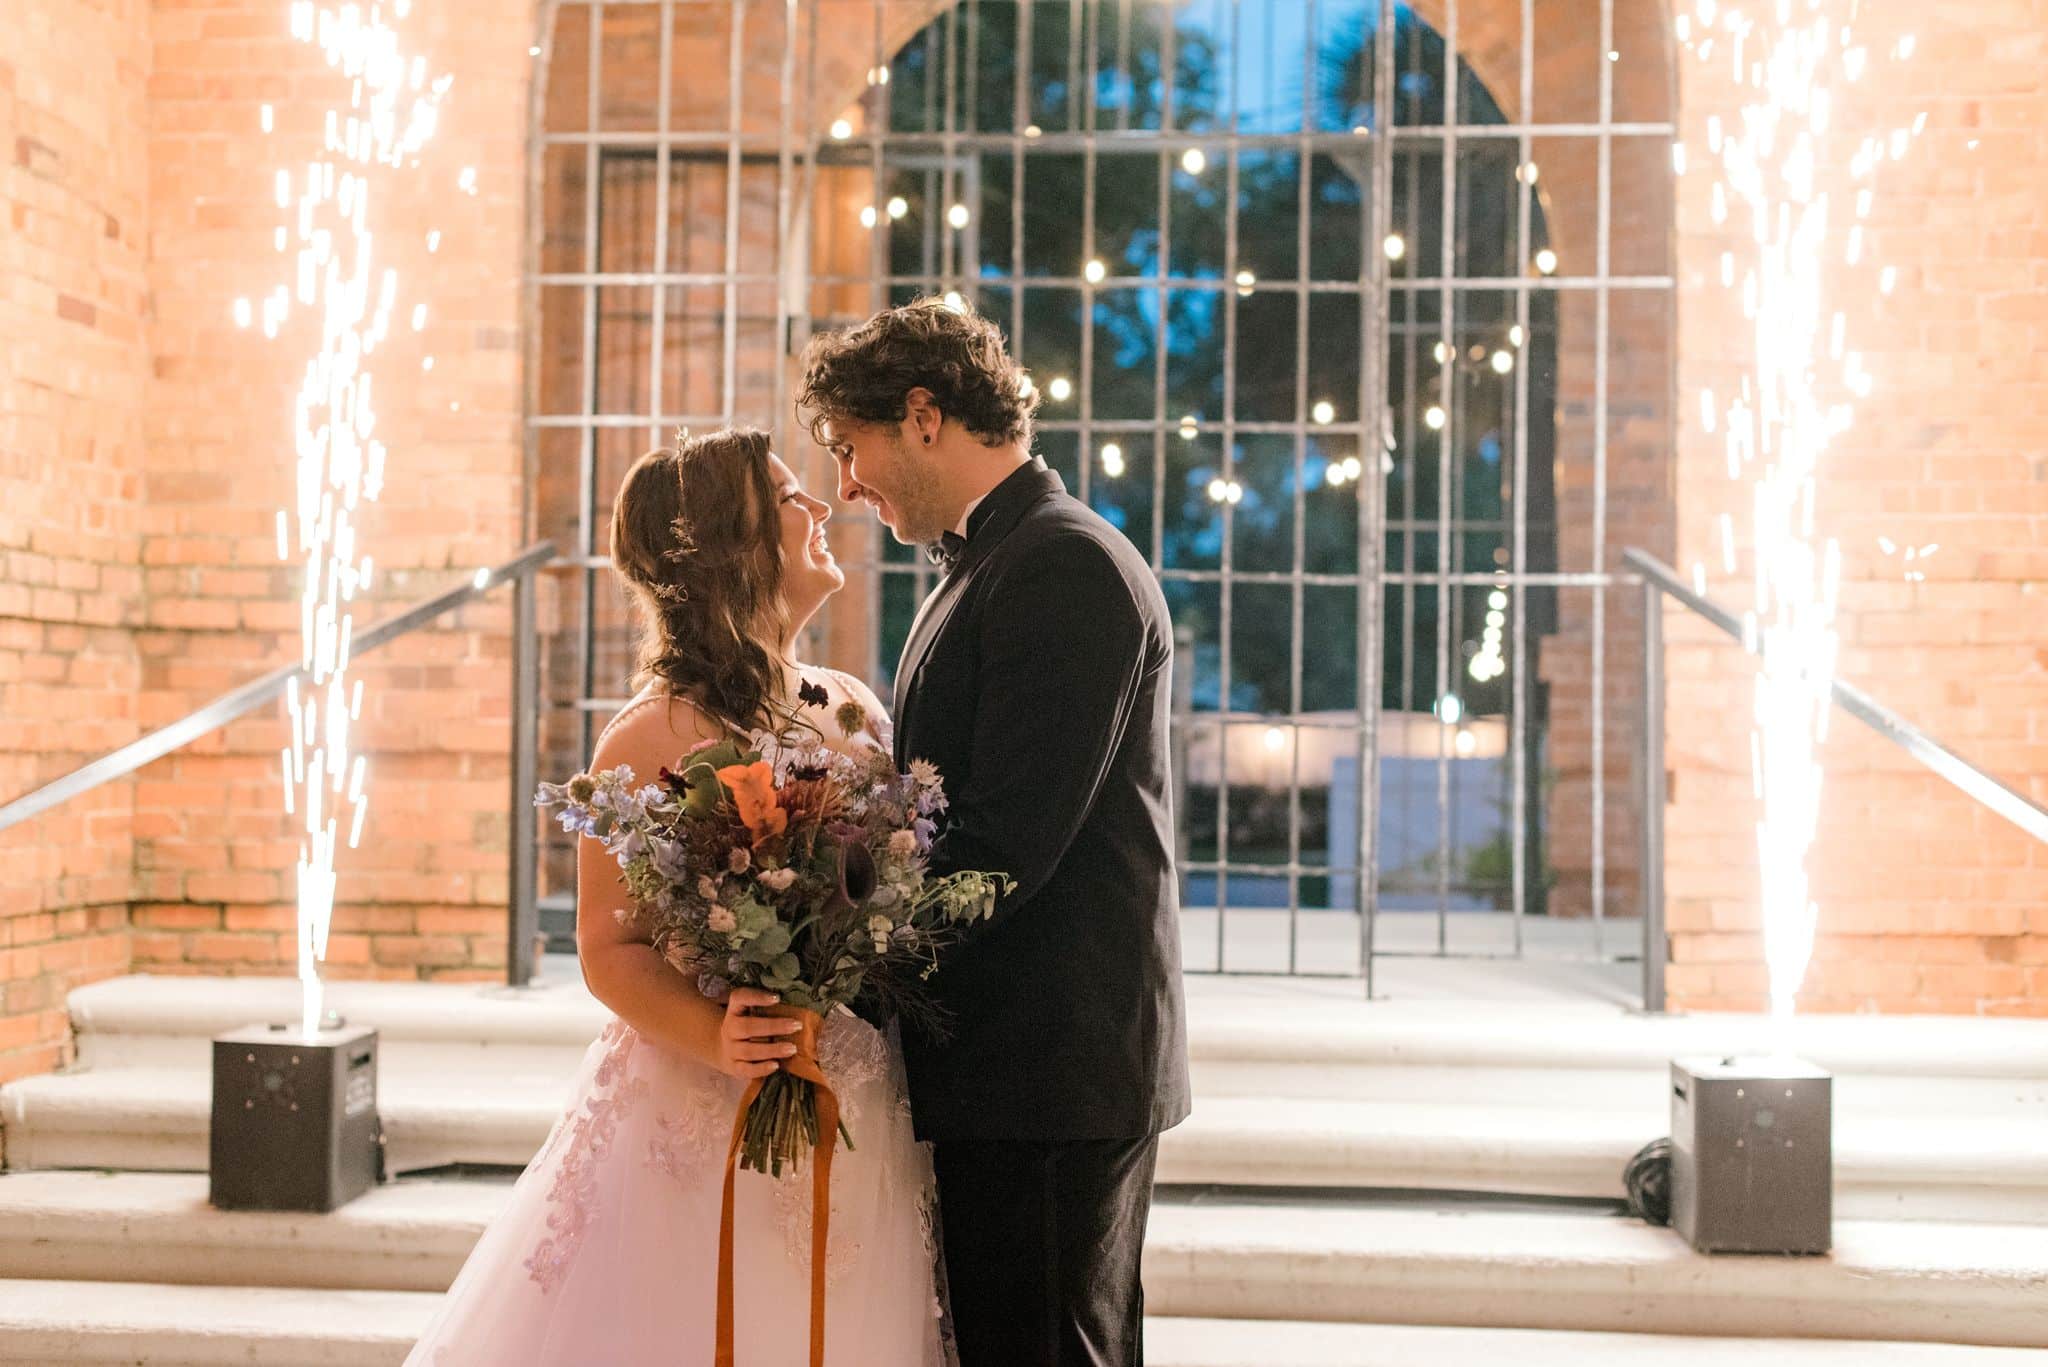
[2, 972, 2046, 1364]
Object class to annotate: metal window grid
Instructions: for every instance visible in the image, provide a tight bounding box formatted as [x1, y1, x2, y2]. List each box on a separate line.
[527, 0, 1675, 995]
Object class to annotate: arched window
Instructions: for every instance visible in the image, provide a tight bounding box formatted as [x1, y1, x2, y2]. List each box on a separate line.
[529, 0, 1675, 983]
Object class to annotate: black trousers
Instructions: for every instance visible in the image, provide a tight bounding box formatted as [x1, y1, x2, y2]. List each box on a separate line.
[932, 1135, 1158, 1367]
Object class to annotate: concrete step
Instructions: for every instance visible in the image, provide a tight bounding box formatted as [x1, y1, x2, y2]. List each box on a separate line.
[0, 1064, 556, 1173]
[0, 1279, 433, 1366]
[1142, 1197, 2048, 1349]
[1182, 977, 2048, 1115]
[1165, 1097, 2048, 1223]
[0, 1170, 494, 1293]
[7, 1063, 2044, 1222]
[3, 1285, 2034, 1367]
[1, 1172, 2044, 1349]
[1144, 1318, 2048, 1366]
[62, 974, 2048, 1118]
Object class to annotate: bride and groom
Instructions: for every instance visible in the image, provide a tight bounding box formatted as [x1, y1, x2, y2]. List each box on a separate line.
[406, 300, 1190, 1366]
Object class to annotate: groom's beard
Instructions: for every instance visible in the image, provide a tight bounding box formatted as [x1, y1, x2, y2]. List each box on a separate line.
[877, 439, 954, 547]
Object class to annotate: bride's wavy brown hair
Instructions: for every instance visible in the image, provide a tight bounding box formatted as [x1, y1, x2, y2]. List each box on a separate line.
[609, 427, 788, 731]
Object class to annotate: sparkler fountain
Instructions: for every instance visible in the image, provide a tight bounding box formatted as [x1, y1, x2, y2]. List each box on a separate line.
[1661, 0, 1923, 1256]
[211, 0, 451, 1214]
[252, 2, 452, 1041]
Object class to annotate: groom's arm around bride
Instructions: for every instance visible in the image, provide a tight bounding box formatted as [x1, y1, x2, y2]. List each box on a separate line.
[802, 300, 1190, 1367]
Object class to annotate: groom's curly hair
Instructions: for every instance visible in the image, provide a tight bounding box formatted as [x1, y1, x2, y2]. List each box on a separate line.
[798, 298, 1039, 451]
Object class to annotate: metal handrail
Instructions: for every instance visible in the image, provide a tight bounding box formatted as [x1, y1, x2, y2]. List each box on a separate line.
[0, 540, 558, 984]
[1629, 546, 2048, 1012]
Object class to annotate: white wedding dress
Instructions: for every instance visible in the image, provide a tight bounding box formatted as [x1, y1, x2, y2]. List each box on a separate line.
[405, 1004, 950, 1365]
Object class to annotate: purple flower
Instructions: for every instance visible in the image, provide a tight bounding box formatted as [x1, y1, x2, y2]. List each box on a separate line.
[912, 816, 937, 854]
[649, 837, 690, 882]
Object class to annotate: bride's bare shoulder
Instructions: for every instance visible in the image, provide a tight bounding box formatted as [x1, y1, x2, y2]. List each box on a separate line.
[590, 688, 723, 772]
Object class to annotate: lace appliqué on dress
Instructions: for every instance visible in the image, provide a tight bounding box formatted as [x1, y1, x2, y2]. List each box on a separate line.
[645, 1065, 734, 1182]
[524, 1019, 649, 1293]
[767, 1011, 895, 1285]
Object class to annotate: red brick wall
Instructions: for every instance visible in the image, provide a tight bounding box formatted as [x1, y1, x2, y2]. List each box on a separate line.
[0, 0, 152, 1083]
[124, 0, 534, 984]
[1, 0, 535, 1029]
[1664, 1, 2048, 1014]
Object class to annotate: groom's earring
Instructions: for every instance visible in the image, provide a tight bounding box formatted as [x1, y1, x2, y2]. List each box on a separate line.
[923, 435, 932, 445]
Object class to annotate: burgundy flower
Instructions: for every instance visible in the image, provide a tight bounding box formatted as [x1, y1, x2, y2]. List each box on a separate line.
[821, 822, 878, 915]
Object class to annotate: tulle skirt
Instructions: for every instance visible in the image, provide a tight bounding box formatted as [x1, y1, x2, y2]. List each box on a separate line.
[405, 1009, 950, 1366]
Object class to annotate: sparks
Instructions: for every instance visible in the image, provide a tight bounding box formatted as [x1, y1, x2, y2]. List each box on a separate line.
[265, 1, 452, 1039]
[1698, 8, 1917, 1026]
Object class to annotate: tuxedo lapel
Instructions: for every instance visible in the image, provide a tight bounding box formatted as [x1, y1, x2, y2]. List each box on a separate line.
[893, 572, 970, 745]
[888, 462, 1065, 762]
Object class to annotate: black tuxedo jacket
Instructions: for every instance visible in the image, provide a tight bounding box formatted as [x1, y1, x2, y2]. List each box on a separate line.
[892, 460, 1191, 1143]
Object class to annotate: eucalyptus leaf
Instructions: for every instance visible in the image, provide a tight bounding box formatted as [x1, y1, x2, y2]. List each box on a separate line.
[743, 920, 793, 964]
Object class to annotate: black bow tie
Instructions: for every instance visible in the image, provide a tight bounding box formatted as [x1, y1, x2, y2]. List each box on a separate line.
[927, 530, 969, 572]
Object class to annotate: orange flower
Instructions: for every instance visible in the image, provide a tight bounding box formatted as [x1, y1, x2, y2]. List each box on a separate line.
[717, 761, 788, 845]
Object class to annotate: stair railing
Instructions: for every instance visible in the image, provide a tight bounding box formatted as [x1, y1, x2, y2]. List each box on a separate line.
[0, 541, 558, 987]
[1627, 546, 2048, 1012]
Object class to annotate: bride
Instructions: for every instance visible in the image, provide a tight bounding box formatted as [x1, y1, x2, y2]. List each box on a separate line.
[406, 427, 949, 1365]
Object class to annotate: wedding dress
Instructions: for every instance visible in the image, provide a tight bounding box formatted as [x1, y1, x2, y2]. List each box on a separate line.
[404, 1000, 950, 1365]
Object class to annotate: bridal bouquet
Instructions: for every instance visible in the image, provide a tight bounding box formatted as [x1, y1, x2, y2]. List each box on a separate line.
[536, 716, 1008, 1178]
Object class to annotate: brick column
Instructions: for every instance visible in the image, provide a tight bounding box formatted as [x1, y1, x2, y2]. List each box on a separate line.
[0, 0, 152, 1083]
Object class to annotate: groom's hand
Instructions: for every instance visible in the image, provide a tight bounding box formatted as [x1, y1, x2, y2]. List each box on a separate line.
[716, 988, 803, 1080]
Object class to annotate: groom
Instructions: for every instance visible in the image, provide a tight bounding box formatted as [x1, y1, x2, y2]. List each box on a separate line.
[800, 301, 1189, 1367]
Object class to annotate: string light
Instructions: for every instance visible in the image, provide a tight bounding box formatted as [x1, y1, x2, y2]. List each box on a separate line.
[1181, 147, 1207, 174]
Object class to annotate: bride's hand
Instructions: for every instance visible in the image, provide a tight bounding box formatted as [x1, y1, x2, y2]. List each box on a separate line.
[716, 988, 802, 1079]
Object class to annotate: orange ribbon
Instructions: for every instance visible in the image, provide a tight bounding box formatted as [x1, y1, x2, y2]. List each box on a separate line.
[715, 1006, 840, 1367]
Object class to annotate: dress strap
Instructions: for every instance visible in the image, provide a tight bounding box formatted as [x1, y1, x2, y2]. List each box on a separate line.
[592, 690, 673, 756]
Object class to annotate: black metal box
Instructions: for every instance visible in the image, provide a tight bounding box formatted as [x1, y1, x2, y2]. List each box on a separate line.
[210, 1022, 381, 1212]
[1670, 1055, 1831, 1255]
